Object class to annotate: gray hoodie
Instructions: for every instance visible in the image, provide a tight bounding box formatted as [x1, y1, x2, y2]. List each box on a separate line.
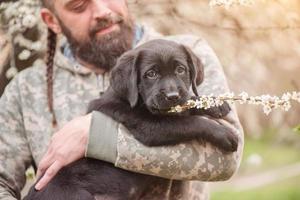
[0, 25, 243, 200]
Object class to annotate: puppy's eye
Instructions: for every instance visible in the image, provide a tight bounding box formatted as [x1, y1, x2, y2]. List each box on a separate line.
[175, 66, 186, 75]
[145, 70, 158, 79]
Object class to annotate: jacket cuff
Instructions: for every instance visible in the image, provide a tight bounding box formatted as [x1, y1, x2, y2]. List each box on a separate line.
[0, 197, 17, 200]
[85, 111, 118, 164]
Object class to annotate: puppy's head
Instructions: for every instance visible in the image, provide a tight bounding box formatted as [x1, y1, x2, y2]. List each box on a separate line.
[111, 39, 204, 114]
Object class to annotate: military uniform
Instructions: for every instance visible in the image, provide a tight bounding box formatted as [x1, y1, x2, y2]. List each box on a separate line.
[0, 25, 243, 200]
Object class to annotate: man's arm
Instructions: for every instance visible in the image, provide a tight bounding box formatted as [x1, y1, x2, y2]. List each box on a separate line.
[0, 76, 32, 199]
[86, 36, 244, 181]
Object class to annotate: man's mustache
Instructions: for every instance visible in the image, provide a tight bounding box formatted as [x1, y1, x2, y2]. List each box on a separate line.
[90, 14, 124, 37]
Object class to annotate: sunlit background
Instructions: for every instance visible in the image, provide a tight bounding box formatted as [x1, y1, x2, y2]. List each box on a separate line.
[1, 0, 300, 199]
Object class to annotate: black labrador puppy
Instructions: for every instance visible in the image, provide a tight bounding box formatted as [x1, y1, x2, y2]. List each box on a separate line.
[24, 39, 238, 200]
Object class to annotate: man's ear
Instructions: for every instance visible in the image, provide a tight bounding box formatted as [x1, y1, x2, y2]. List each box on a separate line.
[110, 50, 141, 107]
[181, 45, 204, 96]
[40, 8, 62, 34]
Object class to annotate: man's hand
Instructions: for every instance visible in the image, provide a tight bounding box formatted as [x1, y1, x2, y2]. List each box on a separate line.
[35, 114, 92, 190]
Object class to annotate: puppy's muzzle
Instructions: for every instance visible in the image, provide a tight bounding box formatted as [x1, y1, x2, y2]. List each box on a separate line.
[152, 88, 189, 112]
[165, 91, 180, 101]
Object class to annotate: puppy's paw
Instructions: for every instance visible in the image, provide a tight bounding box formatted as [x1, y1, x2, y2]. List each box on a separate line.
[204, 102, 231, 118]
[209, 125, 238, 152]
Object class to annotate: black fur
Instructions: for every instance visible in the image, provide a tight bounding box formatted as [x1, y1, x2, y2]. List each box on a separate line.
[24, 39, 238, 200]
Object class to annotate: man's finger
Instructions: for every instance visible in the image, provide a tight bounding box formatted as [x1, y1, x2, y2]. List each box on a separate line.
[36, 151, 55, 179]
[35, 161, 62, 191]
[36, 159, 48, 179]
[36, 156, 55, 179]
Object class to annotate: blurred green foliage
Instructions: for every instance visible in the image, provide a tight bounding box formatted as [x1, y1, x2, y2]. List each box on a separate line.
[240, 134, 300, 173]
[212, 175, 300, 200]
[211, 133, 300, 200]
[293, 125, 300, 134]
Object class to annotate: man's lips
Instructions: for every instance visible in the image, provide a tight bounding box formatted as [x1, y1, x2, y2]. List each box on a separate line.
[96, 23, 119, 35]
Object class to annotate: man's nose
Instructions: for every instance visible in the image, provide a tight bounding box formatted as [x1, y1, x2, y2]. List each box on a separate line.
[92, 0, 112, 19]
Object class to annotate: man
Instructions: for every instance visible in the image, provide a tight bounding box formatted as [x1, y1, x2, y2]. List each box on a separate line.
[0, 0, 243, 199]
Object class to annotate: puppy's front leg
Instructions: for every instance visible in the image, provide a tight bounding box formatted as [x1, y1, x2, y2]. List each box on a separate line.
[88, 98, 238, 152]
[131, 115, 238, 152]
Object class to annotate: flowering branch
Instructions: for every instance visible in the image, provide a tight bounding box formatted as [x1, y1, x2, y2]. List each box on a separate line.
[209, 0, 254, 8]
[169, 92, 300, 115]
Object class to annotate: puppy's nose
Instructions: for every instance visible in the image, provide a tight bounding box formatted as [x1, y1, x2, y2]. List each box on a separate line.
[165, 92, 180, 101]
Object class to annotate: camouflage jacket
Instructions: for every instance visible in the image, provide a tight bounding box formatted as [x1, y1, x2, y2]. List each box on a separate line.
[0, 25, 244, 200]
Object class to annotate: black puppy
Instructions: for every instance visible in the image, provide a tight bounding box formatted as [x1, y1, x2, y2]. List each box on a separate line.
[24, 39, 238, 200]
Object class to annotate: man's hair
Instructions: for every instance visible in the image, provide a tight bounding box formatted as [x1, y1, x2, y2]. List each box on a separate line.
[41, 0, 54, 10]
[46, 29, 57, 127]
[41, 0, 57, 127]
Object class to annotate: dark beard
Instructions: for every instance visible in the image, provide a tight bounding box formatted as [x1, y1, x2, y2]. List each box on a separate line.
[58, 14, 135, 71]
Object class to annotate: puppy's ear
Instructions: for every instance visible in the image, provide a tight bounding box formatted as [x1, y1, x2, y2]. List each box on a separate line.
[110, 50, 140, 107]
[181, 45, 204, 96]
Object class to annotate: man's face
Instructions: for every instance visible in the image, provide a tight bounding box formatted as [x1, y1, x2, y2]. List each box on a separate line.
[52, 0, 135, 70]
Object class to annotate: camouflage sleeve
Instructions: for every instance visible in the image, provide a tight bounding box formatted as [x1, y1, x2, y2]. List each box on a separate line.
[113, 36, 244, 181]
[0, 76, 32, 199]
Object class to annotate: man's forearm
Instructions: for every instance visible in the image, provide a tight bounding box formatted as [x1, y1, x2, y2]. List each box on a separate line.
[114, 112, 243, 181]
[86, 110, 243, 181]
[85, 111, 118, 164]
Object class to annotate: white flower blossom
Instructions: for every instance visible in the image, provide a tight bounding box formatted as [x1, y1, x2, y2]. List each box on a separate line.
[174, 105, 183, 113]
[5, 67, 18, 79]
[292, 92, 300, 103]
[169, 91, 300, 115]
[238, 92, 248, 104]
[282, 102, 291, 112]
[22, 14, 37, 28]
[209, 0, 254, 8]
[18, 49, 31, 60]
[263, 105, 272, 115]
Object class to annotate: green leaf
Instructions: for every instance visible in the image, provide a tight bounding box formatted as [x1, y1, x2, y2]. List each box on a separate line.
[293, 125, 300, 134]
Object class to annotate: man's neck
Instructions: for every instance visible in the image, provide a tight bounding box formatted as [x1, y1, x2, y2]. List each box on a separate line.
[76, 56, 107, 75]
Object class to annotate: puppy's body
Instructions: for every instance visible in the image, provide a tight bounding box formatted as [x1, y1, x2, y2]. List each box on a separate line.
[24, 40, 238, 200]
[25, 158, 161, 200]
